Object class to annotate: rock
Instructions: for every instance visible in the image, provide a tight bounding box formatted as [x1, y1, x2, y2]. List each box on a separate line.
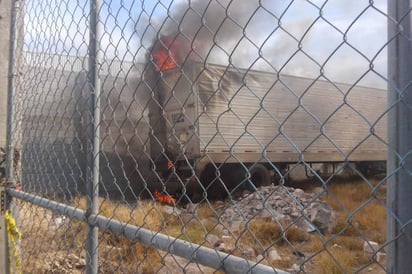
[229, 221, 243, 232]
[162, 205, 181, 216]
[268, 248, 282, 261]
[291, 210, 300, 218]
[206, 234, 222, 247]
[217, 242, 233, 253]
[185, 203, 199, 214]
[293, 188, 305, 197]
[212, 184, 336, 238]
[217, 242, 226, 251]
[45, 214, 52, 221]
[304, 219, 316, 233]
[256, 254, 264, 262]
[377, 252, 386, 263]
[53, 260, 61, 269]
[221, 228, 230, 236]
[281, 206, 293, 215]
[275, 200, 287, 208]
[364, 240, 379, 254]
[291, 263, 301, 272]
[103, 245, 122, 253]
[242, 189, 252, 197]
[310, 203, 336, 233]
[54, 216, 66, 228]
[243, 247, 256, 259]
[75, 258, 86, 268]
[221, 235, 232, 241]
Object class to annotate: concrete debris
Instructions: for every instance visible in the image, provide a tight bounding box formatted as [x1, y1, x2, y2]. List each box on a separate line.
[363, 240, 379, 254]
[310, 203, 336, 233]
[289, 263, 302, 272]
[268, 248, 282, 261]
[162, 205, 182, 216]
[218, 185, 336, 234]
[172, 185, 335, 272]
[243, 247, 256, 259]
[377, 252, 386, 264]
[54, 216, 67, 228]
[160, 185, 337, 272]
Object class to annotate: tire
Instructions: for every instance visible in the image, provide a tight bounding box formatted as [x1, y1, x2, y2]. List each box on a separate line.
[248, 164, 271, 189]
[198, 164, 228, 201]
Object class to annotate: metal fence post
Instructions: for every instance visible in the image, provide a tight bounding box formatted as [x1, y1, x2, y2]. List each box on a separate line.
[387, 1, 412, 273]
[1, 0, 21, 273]
[6, 0, 19, 187]
[86, 0, 102, 273]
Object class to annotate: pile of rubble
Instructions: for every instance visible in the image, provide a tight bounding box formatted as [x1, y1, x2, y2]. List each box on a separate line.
[161, 185, 338, 273]
[218, 185, 336, 234]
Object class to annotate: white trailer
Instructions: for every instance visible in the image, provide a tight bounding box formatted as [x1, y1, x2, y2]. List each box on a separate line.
[17, 53, 387, 200]
[147, 62, 387, 199]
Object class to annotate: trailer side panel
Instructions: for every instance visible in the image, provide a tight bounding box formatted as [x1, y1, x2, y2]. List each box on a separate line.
[195, 64, 387, 164]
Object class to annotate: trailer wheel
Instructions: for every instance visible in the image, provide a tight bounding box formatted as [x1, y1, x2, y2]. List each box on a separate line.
[248, 164, 271, 189]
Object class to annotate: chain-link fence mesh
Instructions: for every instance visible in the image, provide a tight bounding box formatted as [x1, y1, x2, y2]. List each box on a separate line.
[3, 0, 412, 273]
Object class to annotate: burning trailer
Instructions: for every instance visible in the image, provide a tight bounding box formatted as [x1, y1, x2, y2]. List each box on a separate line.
[143, 36, 387, 202]
[18, 47, 387, 202]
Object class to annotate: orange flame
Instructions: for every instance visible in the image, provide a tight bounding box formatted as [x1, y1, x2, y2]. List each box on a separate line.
[151, 35, 188, 72]
[152, 52, 176, 72]
[151, 36, 177, 71]
[153, 189, 176, 205]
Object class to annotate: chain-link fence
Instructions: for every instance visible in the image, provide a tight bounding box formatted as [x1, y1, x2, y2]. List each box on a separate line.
[2, 0, 412, 273]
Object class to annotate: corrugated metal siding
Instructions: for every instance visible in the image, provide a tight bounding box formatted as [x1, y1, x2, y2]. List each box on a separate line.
[195, 64, 387, 162]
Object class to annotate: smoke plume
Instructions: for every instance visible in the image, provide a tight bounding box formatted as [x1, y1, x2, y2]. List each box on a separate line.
[139, 0, 283, 69]
[134, 0, 387, 87]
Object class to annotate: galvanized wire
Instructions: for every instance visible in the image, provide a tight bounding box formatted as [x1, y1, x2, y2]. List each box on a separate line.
[3, 0, 410, 273]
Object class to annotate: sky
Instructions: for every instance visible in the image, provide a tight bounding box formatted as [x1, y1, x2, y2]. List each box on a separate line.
[23, 0, 388, 88]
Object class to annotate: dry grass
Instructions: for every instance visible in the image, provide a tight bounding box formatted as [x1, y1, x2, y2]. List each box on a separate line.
[244, 218, 308, 249]
[18, 198, 224, 273]
[17, 199, 167, 273]
[17, 178, 387, 273]
[312, 248, 371, 274]
[324, 179, 386, 243]
[309, 178, 386, 272]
